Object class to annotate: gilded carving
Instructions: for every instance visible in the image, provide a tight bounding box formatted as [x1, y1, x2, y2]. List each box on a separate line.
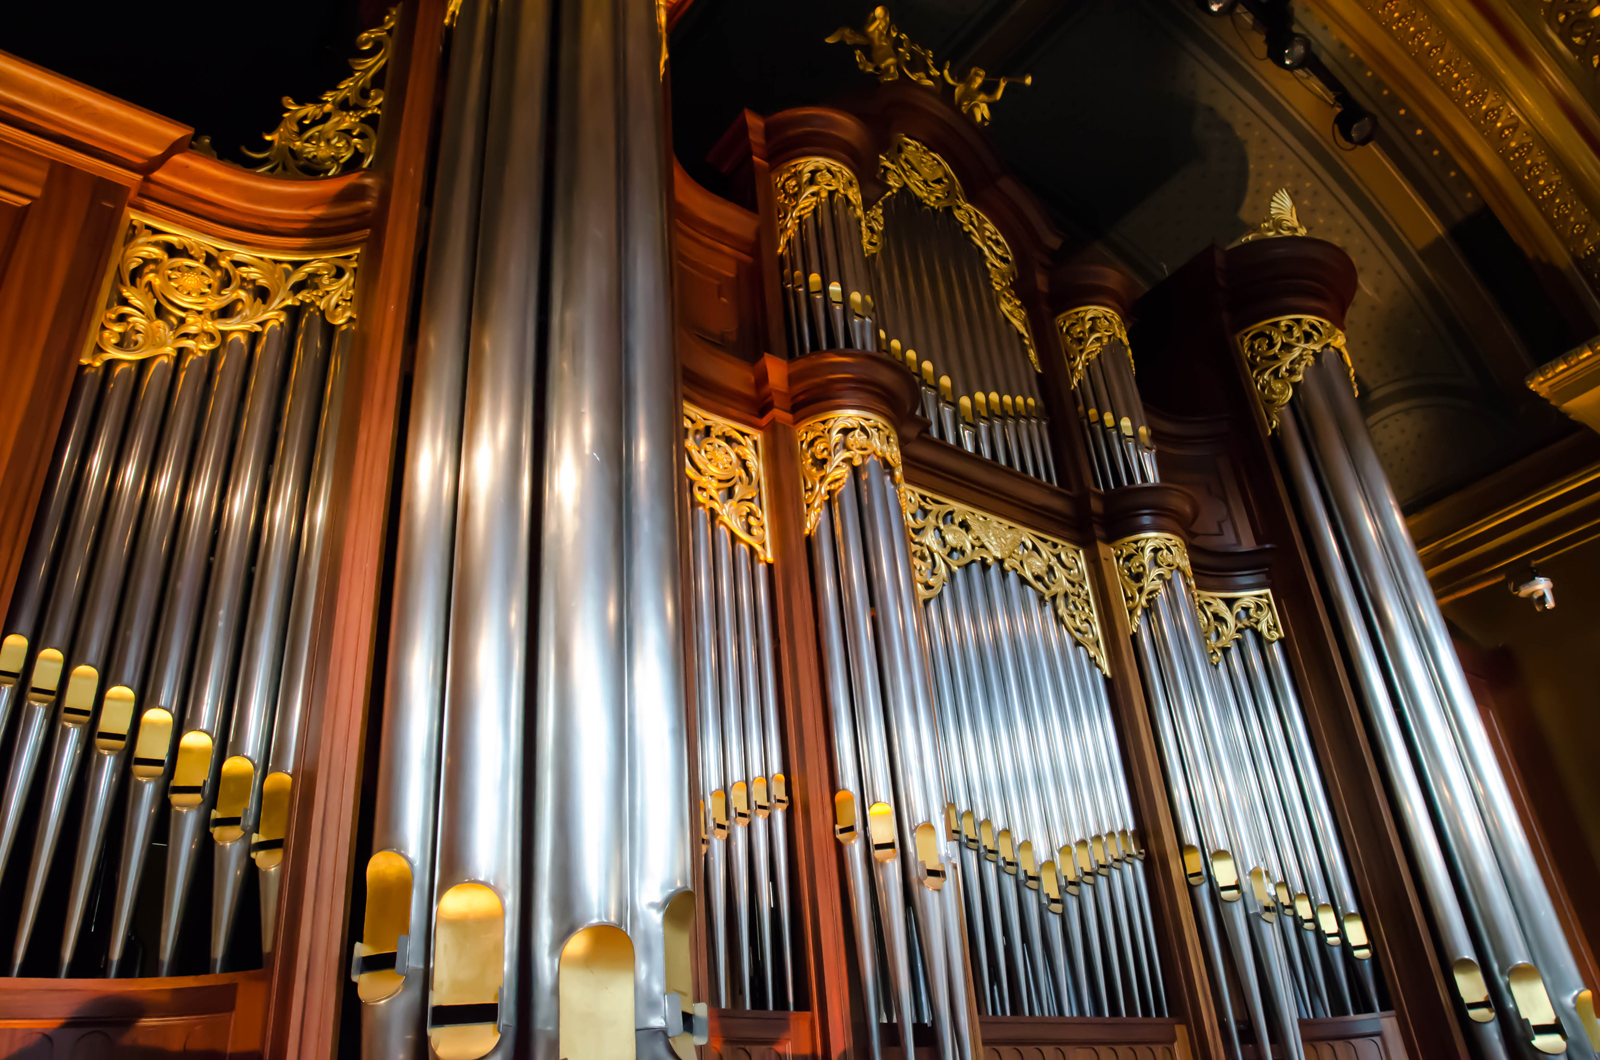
[942, 66, 1032, 127]
[772, 158, 881, 257]
[825, 6, 940, 87]
[1238, 188, 1310, 242]
[1055, 306, 1132, 389]
[684, 403, 770, 563]
[1234, 316, 1355, 431]
[1193, 590, 1284, 664]
[904, 489, 1106, 673]
[247, 6, 396, 178]
[85, 217, 360, 368]
[1111, 533, 1192, 634]
[873, 136, 1039, 371]
[796, 411, 904, 536]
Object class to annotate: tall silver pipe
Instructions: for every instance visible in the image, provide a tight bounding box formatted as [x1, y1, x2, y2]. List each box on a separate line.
[712, 526, 753, 1005]
[689, 507, 730, 1007]
[754, 562, 795, 1009]
[734, 544, 775, 1007]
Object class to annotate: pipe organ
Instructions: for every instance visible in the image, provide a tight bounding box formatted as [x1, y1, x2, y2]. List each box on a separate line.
[0, 5, 1594, 1060]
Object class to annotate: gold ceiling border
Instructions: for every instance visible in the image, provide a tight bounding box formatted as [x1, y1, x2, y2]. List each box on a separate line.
[771, 158, 882, 257]
[1111, 532, 1192, 635]
[1233, 316, 1355, 432]
[871, 136, 1039, 372]
[84, 214, 360, 368]
[246, 6, 397, 178]
[796, 411, 904, 537]
[684, 403, 770, 563]
[1193, 590, 1284, 664]
[1237, 189, 1309, 243]
[1055, 306, 1132, 389]
[903, 488, 1106, 674]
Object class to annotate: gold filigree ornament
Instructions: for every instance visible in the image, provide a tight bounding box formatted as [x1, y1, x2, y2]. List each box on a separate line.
[825, 6, 940, 87]
[84, 216, 360, 368]
[1238, 188, 1309, 243]
[246, 6, 397, 178]
[903, 489, 1106, 674]
[872, 136, 1038, 371]
[772, 158, 881, 257]
[1055, 306, 1132, 389]
[1111, 533, 1193, 635]
[684, 403, 770, 563]
[1234, 316, 1356, 432]
[795, 411, 903, 537]
[1192, 590, 1284, 664]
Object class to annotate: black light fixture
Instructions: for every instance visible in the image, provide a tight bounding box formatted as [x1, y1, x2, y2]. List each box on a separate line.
[1334, 103, 1377, 146]
[1267, 29, 1312, 69]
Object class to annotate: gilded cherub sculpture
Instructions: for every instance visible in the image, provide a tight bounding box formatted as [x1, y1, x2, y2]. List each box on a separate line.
[826, 6, 939, 87]
[943, 65, 1032, 126]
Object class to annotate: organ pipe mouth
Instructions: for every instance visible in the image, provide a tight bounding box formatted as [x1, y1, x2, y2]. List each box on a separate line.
[944, 801, 959, 840]
[973, 392, 989, 417]
[1507, 963, 1568, 1054]
[959, 396, 973, 423]
[980, 819, 997, 861]
[1316, 903, 1341, 946]
[960, 810, 978, 850]
[1057, 843, 1081, 894]
[710, 790, 729, 838]
[1090, 833, 1108, 871]
[60, 664, 99, 725]
[95, 685, 137, 752]
[1026, 398, 1038, 415]
[730, 781, 750, 825]
[253, 771, 291, 869]
[558, 925, 633, 1060]
[1210, 849, 1240, 901]
[170, 731, 214, 808]
[1452, 958, 1495, 1022]
[211, 755, 254, 842]
[904, 349, 919, 372]
[807, 273, 822, 294]
[868, 802, 897, 861]
[131, 708, 174, 779]
[431, 882, 506, 1060]
[920, 361, 934, 385]
[1001, 395, 1015, 417]
[1294, 892, 1315, 929]
[771, 772, 789, 809]
[0, 634, 26, 681]
[1249, 867, 1277, 922]
[752, 776, 770, 817]
[997, 828, 1017, 874]
[356, 849, 413, 1003]
[849, 290, 864, 316]
[1074, 838, 1094, 881]
[1018, 840, 1039, 890]
[1181, 844, 1205, 885]
[915, 822, 946, 889]
[988, 392, 1003, 417]
[1343, 912, 1372, 959]
[828, 281, 843, 304]
[1576, 989, 1598, 1049]
[29, 647, 63, 701]
[939, 376, 953, 402]
[833, 790, 858, 843]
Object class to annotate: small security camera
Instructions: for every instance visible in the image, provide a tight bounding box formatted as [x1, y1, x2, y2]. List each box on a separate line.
[1509, 567, 1555, 612]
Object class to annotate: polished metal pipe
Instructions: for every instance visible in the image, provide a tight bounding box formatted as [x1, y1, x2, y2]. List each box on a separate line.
[688, 506, 730, 1006]
[735, 544, 776, 1007]
[712, 526, 754, 1005]
[754, 561, 794, 1008]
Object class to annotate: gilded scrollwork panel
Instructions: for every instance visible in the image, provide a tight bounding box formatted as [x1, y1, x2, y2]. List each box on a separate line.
[1110, 532, 1193, 635]
[902, 488, 1107, 673]
[1054, 306, 1132, 389]
[795, 411, 904, 537]
[771, 158, 881, 257]
[1233, 315, 1355, 432]
[84, 216, 360, 368]
[684, 403, 770, 563]
[1192, 590, 1284, 664]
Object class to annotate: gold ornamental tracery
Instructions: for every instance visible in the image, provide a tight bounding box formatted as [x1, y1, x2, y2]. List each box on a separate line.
[1111, 533, 1192, 634]
[1193, 590, 1284, 664]
[772, 158, 881, 257]
[796, 411, 904, 537]
[1055, 306, 1132, 389]
[1234, 316, 1356, 432]
[85, 216, 360, 368]
[903, 489, 1107, 674]
[684, 403, 770, 563]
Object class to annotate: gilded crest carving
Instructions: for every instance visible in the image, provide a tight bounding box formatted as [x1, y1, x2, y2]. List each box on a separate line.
[1111, 533, 1192, 634]
[873, 136, 1038, 371]
[796, 411, 903, 537]
[1234, 316, 1355, 431]
[1055, 306, 1132, 389]
[771, 158, 881, 257]
[903, 489, 1106, 673]
[85, 217, 360, 367]
[1193, 590, 1284, 664]
[825, 6, 940, 87]
[1238, 188, 1309, 242]
[684, 403, 770, 563]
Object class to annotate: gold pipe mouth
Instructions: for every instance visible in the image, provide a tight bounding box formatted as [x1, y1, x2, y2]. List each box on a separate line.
[1452, 958, 1496, 1023]
[1508, 963, 1569, 1055]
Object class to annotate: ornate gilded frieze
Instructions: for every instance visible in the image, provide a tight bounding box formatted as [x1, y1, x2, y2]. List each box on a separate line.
[247, 6, 396, 178]
[85, 217, 360, 367]
[1193, 590, 1284, 664]
[684, 403, 770, 563]
[772, 158, 881, 257]
[1111, 533, 1192, 635]
[1054, 306, 1131, 389]
[1237, 189, 1309, 243]
[903, 489, 1106, 673]
[872, 136, 1039, 371]
[1233, 316, 1355, 432]
[796, 411, 904, 536]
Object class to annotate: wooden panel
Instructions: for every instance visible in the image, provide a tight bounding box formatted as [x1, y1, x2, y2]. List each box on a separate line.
[706, 1009, 809, 1060]
[0, 971, 268, 1059]
[980, 1016, 1181, 1060]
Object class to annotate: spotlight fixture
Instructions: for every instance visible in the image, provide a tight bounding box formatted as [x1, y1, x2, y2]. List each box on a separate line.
[1196, 0, 1237, 14]
[1267, 30, 1312, 69]
[1334, 104, 1377, 146]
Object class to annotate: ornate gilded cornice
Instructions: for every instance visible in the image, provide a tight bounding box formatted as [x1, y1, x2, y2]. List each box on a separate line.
[1233, 316, 1355, 432]
[684, 403, 770, 563]
[1193, 590, 1284, 664]
[903, 488, 1107, 673]
[1237, 189, 1309, 243]
[772, 158, 880, 257]
[1054, 306, 1132, 389]
[84, 215, 360, 367]
[246, 6, 396, 178]
[871, 136, 1039, 372]
[1111, 532, 1192, 635]
[796, 411, 903, 536]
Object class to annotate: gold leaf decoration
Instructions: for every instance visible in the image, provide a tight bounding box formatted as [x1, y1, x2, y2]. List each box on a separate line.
[796, 411, 903, 537]
[872, 136, 1038, 371]
[1238, 188, 1310, 242]
[825, 6, 940, 87]
[1234, 316, 1355, 431]
[684, 403, 770, 563]
[772, 158, 881, 257]
[1111, 533, 1192, 635]
[84, 216, 360, 367]
[1055, 306, 1132, 389]
[246, 6, 397, 178]
[903, 488, 1106, 673]
[1193, 590, 1284, 664]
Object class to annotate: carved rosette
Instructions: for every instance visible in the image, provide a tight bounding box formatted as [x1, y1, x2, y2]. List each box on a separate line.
[85, 217, 360, 367]
[684, 403, 770, 563]
[772, 157, 881, 257]
[1234, 316, 1355, 431]
[796, 411, 904, 536]
[872, 136, 1039, 372]
[1193, 590, 1284, 664]
[903, 489, 1107, 673]
[1111, 532, 1193, 635]
[1055, 306, 1131, 389]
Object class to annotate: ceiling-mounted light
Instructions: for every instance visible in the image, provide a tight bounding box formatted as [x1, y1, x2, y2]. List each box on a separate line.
[1334, 105, 1378, 146]
[1267, 30, 1312, 69]
[1196, 0, 1237, 14]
